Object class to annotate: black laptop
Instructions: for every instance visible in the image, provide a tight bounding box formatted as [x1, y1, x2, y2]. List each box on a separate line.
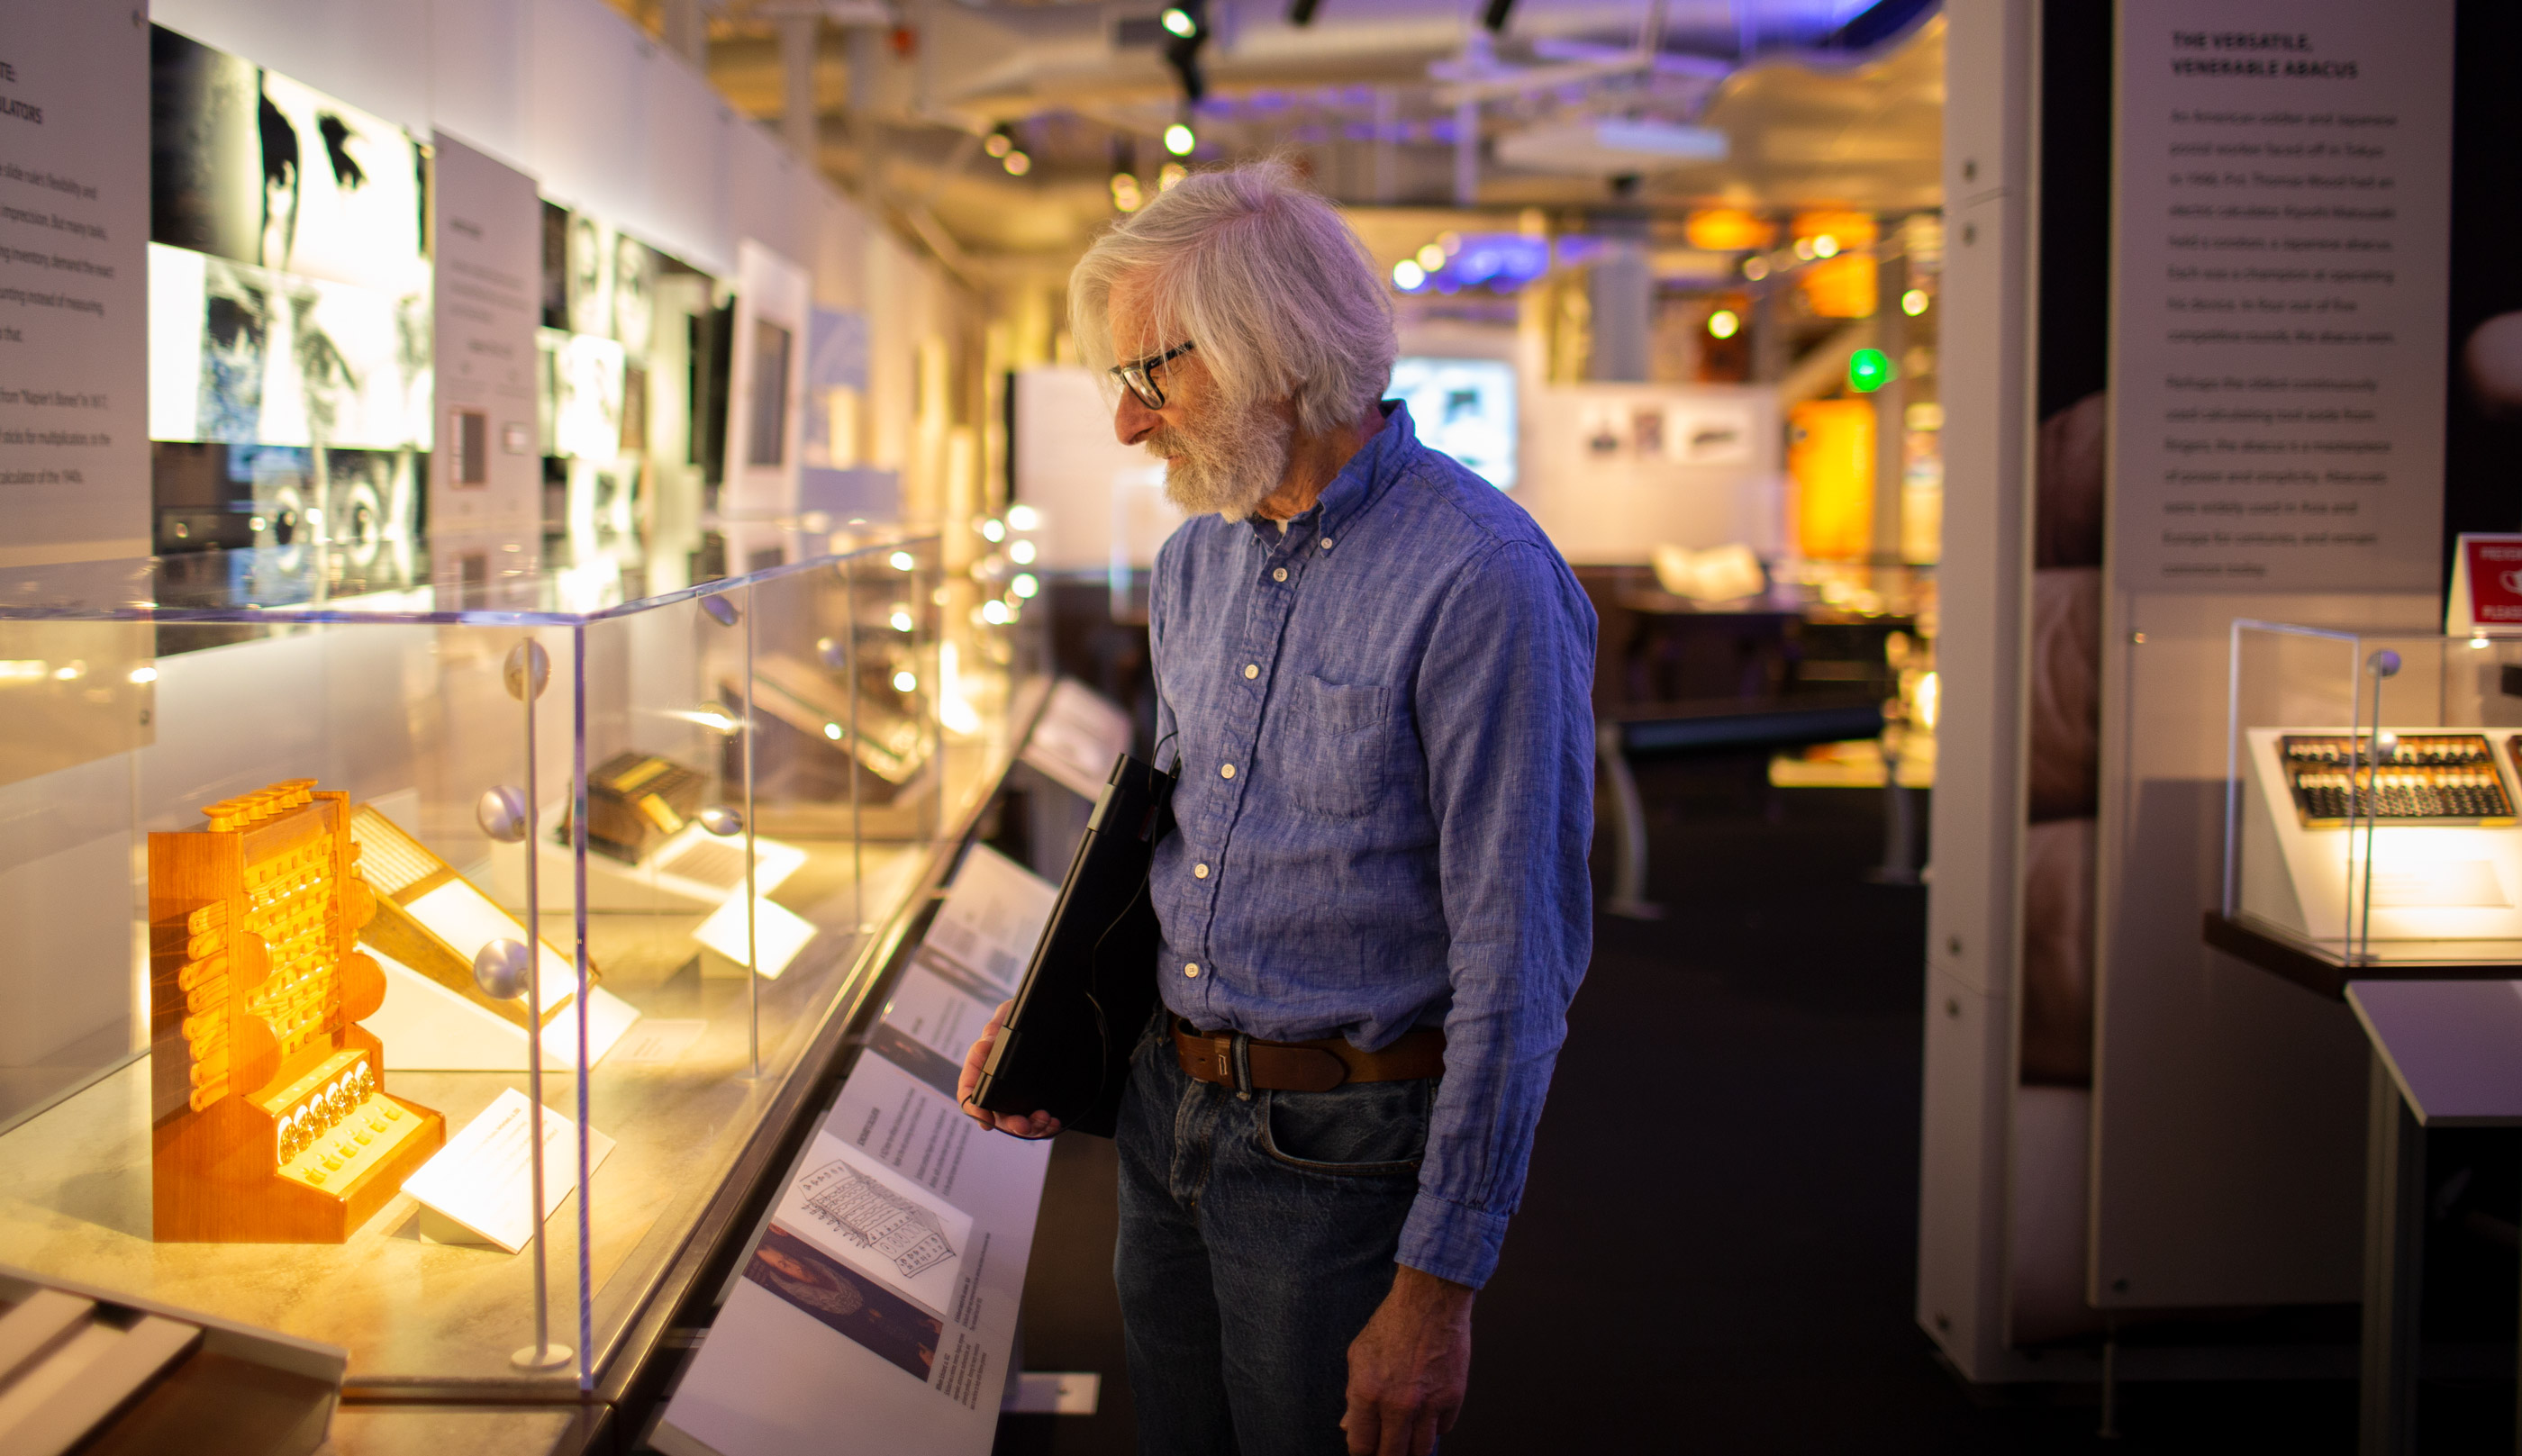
[972, 753, 1176, 1137]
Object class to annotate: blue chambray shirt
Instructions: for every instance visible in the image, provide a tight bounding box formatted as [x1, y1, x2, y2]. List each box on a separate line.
[1148, 401, 1597, 1289]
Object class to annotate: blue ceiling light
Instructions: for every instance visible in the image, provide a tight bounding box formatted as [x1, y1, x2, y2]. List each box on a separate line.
[1401, 233, 1549, 296]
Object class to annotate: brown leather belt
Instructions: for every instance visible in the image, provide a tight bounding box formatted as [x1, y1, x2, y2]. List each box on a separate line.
[1173, 1017, 1445, 1093]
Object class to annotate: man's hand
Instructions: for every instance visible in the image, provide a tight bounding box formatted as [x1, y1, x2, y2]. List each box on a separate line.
[957, 999, 1061, 1138]
[1342, 1265, 1474, 1456]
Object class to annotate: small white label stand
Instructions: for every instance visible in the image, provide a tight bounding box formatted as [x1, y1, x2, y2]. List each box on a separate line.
[403, 1088, 618, 1253]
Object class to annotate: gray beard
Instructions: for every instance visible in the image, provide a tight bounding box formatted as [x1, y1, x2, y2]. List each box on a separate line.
[1155, 402, 1292, 522]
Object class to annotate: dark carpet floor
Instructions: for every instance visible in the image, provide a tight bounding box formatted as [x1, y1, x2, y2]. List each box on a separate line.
[996, 755, 2503, 1454]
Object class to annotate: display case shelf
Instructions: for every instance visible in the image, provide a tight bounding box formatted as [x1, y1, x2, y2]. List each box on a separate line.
[0, 532, 1050, 1401]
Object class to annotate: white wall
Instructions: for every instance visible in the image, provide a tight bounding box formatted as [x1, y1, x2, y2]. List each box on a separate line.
[1516, 384, 1783, 565]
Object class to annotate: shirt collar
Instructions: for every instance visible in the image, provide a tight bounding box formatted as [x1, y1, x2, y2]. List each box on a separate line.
[1245, 400, 1414, 547]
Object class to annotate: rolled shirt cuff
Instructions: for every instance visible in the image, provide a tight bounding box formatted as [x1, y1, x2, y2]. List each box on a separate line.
[1398, 1190, 1510, 1289]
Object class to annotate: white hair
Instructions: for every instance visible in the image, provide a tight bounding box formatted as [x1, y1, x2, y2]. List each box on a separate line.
[1071, 158, 1396, 439]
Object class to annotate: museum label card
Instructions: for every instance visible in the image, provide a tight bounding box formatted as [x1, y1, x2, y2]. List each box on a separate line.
[772, 1129, 975, 1323]
[694, 892, 817, 979]
[1019, 679, 1134, 800]
[657, 1007, 1054, 1456]
[920, 845, 1055, 991]
[868, 966, 998, 1098]
[402, 1088, 615, 1253]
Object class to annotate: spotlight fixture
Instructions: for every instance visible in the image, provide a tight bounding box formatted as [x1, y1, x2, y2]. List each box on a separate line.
[1004, 149, 1031, 176]
[1165, 122, 1197, 156]
[984, 129, 1013, 158]
[1393, 259, 1426, 290]
[1901, 288, 1929, 317]
[1162, 0, 1208, 103]
[1707, 309, 1740, 339]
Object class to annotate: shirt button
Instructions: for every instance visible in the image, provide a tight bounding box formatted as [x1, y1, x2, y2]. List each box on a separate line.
[1184, 963, 1201, 978]
[1243, 665, 1258, 679]
[1220, 763, 1235, 779]
[1194, 863, 1210, 879]
[1272, 567, 1288, 583]
[1320, 538, 1334, 550]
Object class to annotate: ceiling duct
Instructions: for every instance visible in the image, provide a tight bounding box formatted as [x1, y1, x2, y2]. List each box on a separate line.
[1493, 117, 1728, 176]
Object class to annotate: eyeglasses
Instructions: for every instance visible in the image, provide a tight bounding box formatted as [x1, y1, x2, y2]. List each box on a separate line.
[1111, 340, 1196, 411]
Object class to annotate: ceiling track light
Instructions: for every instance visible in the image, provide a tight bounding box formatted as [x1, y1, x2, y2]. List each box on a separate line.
[1163, 0, 1209, 103]
[1288, 0, 1320, 25]
[1481, 0, 1514, 34]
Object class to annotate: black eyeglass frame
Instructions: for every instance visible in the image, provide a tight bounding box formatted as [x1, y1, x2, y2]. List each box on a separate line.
[1111, 340, 1196, 410]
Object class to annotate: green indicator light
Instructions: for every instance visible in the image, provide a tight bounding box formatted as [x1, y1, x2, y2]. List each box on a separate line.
[1847, 348, 1896, 393]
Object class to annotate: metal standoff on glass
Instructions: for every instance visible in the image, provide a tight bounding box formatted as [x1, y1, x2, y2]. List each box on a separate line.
[513, 1339, 572, 1371]
[698, 804, 744, 837]
[2348, 647, 2406, 963]
[476, 784, 530, 844]
[503, 639, 551, 701]
[503, 633, 565, 1374]
[702, 592, 740, 627]
[816, 635, 846, 670]
[471, 939, 534, 1000]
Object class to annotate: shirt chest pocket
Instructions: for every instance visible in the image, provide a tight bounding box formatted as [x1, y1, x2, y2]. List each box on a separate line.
[1275, 674, 1398, 819]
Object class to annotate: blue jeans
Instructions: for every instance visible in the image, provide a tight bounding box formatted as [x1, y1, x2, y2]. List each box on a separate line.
[1114, 1013, 1438, 1456]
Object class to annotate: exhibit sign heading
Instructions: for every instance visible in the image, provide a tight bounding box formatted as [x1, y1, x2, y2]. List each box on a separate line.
[0, 1, 148, 565]
[2109, 0, 2454, 592]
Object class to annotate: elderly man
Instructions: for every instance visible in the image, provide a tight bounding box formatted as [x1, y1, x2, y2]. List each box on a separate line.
[961, 159, 1594, 1456]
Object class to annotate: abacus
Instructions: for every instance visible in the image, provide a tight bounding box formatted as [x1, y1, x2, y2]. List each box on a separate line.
[2276, 733, 2517, 827]
[150, 781, 444, 1243]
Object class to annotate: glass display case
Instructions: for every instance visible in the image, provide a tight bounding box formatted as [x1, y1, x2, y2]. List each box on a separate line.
[0, 531, 1050, 1397]
[2224, 620, 2522, 969]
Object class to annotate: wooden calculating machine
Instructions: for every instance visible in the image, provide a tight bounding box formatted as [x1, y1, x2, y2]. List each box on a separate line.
[150, 780, 444, 1243]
